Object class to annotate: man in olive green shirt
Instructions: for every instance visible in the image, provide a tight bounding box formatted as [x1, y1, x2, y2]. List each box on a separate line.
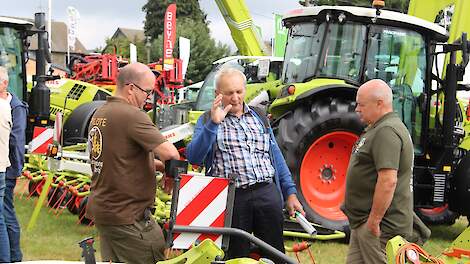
[344, 79, 414, 264]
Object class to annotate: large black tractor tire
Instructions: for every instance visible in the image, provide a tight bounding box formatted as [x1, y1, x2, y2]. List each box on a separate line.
[415, 205, 458, 225]
[276, 97, 364, 234]
[62, 101, 105, 146]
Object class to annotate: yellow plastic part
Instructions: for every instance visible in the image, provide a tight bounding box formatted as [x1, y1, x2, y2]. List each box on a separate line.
[157, 239, 224, 264]
[226, 258, 271, 263]
[386, 235, 409, 264]
[438, 226, 470, 262]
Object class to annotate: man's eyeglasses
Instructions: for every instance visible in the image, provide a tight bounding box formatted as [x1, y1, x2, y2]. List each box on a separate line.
[127, 83, 154, 96]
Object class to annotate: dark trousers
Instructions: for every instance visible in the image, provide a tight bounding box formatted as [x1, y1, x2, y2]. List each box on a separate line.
[4, 179, 22, 262]
[0, 173, 9, 263]
[227, 182, 285, 261]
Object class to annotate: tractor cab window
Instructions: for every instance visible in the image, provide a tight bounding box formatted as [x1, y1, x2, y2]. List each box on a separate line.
[0, 26, 25, 99]
[283, 21, 366, 84]
[282, 22, 325, 83]
[366, 26, 426, 154]
[318, 23, 366, 81]
[194, 68, 217, 111]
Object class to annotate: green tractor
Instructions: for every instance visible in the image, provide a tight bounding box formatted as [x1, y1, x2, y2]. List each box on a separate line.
[0, 13, 112, 145]
[186, 5, 470, 234]
[266, 5, 470, 233]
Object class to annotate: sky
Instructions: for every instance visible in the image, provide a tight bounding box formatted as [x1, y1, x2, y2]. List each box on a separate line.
[0, 0, 301, 51]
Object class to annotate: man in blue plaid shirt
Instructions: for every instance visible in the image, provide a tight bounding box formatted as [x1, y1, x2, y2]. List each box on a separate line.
[186, 67, 304, 261]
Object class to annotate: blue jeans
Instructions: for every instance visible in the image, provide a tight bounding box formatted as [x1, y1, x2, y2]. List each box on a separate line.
[4, 179, 22, 262]
[0, 172, 11, 262]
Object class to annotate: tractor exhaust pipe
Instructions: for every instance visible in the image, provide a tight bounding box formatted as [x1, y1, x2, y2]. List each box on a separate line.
[30, 12, 51, 124]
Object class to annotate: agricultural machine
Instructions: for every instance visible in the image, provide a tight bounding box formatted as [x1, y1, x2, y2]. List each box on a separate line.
[268, 1, 470, 234]
[67, 53, 121, 91]
[67, 52, 185, 105]
[66, 50, 185, 131]
[203, 0, 470, 235]
[0, 13, 115, 146]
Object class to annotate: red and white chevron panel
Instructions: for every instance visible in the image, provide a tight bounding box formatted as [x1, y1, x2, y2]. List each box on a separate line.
[29, 127, 53, 154]
[172, 174, 229, 249]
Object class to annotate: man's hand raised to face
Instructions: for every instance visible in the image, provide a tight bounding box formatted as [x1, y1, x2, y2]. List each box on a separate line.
[211, 94, 232, 124]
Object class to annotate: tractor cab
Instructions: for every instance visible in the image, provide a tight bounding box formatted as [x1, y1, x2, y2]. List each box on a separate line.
[0, 16, 32, 102]
[276, 6, 448, 153]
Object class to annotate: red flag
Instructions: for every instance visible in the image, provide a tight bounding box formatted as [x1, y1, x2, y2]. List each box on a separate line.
[163, 3, 177, 69]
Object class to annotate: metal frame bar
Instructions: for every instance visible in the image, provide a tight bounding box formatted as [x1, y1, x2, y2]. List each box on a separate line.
[173, 225, 296, 264]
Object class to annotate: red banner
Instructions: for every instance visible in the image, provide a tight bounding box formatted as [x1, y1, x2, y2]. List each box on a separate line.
[163, 3, 177, 69]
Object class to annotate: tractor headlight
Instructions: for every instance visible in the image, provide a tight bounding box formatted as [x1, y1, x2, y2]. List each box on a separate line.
[278, 85, 296, 98]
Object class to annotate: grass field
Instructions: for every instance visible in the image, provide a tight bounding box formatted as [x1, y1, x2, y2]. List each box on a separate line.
[14, 180, 469, 263]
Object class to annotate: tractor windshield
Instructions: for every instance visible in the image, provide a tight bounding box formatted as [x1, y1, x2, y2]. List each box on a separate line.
[0, 26, 25, 99]
[282, 22, 366, 83]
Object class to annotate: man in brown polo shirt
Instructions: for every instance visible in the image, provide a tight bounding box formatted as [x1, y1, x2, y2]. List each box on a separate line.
[344, 79, 414, 264]
[87, 62, 179, 264]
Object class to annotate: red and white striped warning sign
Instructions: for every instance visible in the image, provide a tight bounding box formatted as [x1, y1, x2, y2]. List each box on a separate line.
[29, 127, 53, 154]
[172, 174, 229, 249]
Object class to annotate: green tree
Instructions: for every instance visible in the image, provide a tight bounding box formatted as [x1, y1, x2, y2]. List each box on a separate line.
[103, 37, 131, 58]
[103, 37, 150, 63]
[143, 0, 207, 39]
[150, 17, 230, 82]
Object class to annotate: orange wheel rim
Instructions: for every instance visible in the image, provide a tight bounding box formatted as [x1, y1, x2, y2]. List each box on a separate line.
[419, 205, 449, 215]
[300, 131, 358, 221]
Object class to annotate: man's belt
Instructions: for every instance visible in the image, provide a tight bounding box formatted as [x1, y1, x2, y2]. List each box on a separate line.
[238, 181, 272, 191]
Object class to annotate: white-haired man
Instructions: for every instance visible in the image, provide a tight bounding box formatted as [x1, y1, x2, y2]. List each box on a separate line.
[186, 67, 304, 261]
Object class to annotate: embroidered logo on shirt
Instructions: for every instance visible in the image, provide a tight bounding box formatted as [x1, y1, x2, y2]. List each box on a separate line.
[89, 126, 103, 160]
[89, 126, 104, 175]
[353, 137, 366, 154]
